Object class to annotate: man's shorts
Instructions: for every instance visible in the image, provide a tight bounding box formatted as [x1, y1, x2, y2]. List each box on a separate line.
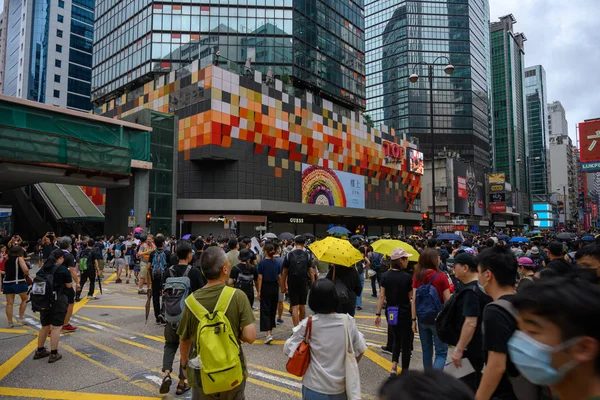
[65, 287, 76, 305]
[97, 260, 105, 271]
[2, 282, 28, 295]
[40, 296, 68, 327]
[287, 280, 308, 307]
[278, 289, 285, 303]
[139, 261, 149, 280]
[114, 258, 126, 270]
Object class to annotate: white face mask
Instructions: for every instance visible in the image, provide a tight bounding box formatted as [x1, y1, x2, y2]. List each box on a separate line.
[478, 271, 489, 295]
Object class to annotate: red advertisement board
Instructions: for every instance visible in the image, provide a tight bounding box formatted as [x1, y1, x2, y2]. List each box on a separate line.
[490, 203, 506, 213]
[457, 176, 467, 199]
[579, 119, 600, 162]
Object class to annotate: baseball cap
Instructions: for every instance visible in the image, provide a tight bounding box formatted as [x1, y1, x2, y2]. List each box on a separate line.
[548, 241, 565, 256]
[391, 248, 412, 260]
[517, 257, 536, 269]
[454, 252, 477, 270]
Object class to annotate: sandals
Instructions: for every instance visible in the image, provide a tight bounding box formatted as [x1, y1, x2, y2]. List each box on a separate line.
[176, 383, 191, 395]
[159, 374, 172, 394]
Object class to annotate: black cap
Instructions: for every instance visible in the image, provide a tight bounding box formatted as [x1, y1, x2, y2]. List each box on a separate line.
[548, 241, 565, 256]
[454, 253, 477, 270]
[238, 249, 254, 262]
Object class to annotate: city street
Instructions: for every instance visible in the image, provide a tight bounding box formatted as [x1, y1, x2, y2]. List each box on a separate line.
[0, 269, 427, 400]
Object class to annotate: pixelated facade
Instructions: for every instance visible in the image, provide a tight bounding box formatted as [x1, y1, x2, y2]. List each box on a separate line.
[99, 63, 422, 218]
[81, 186, 106, 209]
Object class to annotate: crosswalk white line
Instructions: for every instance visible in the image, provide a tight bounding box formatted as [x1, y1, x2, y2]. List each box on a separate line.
[249, 371, 302, 389]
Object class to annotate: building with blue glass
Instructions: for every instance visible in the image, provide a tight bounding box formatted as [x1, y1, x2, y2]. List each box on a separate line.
[365, 0, 492, 170]
[1, 0, 94, 111]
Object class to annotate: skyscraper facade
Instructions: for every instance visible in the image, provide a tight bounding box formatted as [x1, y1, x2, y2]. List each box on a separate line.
[91, 0, 365, 110]
[524, 65, 549, 196]
[2, 0, 94, 111]
[550, 133, 578, 228]
[365, 0, 492, 169]
[548, 100, 568, 137]
[490, 14, 528, 214]
[0, 0, 9, 94]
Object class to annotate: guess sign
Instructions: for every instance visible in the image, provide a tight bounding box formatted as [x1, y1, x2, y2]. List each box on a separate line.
[382, 141, 406, 160]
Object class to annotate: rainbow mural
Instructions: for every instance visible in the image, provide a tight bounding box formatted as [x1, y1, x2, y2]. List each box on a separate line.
[301, 163, 367, 209]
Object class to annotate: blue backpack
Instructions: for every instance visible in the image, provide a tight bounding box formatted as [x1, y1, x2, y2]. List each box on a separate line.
[371, 252, 383, 271]
[151, 250, 167, 278]
[415, 272, 442, 325]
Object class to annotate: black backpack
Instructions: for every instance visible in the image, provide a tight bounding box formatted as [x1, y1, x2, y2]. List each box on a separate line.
[287, 250, 309, 278]
[234, 265, 255, 298]
[331, 266, 352, 313]
[435, 286, 476, 346]
[30, 264, 61, 312]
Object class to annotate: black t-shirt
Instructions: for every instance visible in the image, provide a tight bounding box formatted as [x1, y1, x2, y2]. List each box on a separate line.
[51, 264, 73, 293]
[482, 295, 518, 400]
[380, 269, 412, 318]
[230, 263, 258, 282]
[257, 259, 281, 283]
[282, 249, 313, 285]
[148, 249, 173, 269]
[62, 250, 75, 269]
[544, 258, 573, 277]
[161, 264, 205, 293]
[42, 243, 55, 259]
[456, 281, 491, 356]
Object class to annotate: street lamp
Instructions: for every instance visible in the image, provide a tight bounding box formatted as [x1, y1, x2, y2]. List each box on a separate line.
[408, 57, 455, 229]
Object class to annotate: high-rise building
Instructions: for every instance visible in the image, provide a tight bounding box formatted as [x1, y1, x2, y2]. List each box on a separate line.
[91, 0, 365, 110]
[365, 0, 492, 169]
[548, 100, 569, 137]
[549, 134, 578, 228]
[490, 14, 528, 217]
[2, 0, 94, 111]
[524, 65, 549, 196]
[0, 0, 9, 94]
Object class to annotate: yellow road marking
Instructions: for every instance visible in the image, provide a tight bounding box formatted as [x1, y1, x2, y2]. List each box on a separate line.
[249, 363, 301, 381]
[247, 377, 301, 397]
[83, 305, 146, 310]
[116, 338, 161, 353]
[0, 387, 161, 400]
[77, 326, 96, 333]
[252, 339, 286, 345]
[0, 339, 37, 381]
[104, 272, 117, 284]
[83, 339, 162, 374]
[0, 328, 29, 334]
[363, 348, 393, 371]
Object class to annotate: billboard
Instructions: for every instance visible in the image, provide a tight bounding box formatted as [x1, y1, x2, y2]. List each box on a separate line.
[490, 203, 506, 213]
[490, 193, 505, 203]
[302, 164, 365, 209]
[489, 173, 506, 184]
[579, 119, 600, 163]
[454, 160, 485, 216]
[408, 149, 424, 175]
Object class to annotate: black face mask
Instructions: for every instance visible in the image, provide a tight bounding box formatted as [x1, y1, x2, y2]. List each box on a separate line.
[578, 268, 600, 285]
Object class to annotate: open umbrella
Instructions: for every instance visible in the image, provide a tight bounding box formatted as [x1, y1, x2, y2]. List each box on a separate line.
[582, 235, 595, 241]
[527, 230, 542, 236]
[262, 233, 277, 240]
[368, 236, 380, 241]
[497, 234, 510, 240]
[303, 233, 316, 240]
[308, 237, 363, 267]
[350, 234, 364, 241]
[327, 226, 351, 235]
[509, 237, 528, 243]
[371, 239, 419, 262]
[182, 234, 191, 240]
[279, 232, 295, 241]
[556, 232, 575, 241]
[436, 233, 464, 242]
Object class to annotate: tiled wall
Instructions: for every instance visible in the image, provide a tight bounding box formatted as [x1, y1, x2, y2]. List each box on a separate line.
[99, 63, 422, 212]
[82, 186, 106, 207]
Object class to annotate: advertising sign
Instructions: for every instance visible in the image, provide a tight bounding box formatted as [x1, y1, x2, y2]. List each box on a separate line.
[382, 141, 407, 170]
[302, 164, 365, 209]
[408, 149, 424, 175]
[490, 193, 505, 203]
[489, 173, 506, 184]
[490, 183, 505, 192]
[453, 160, 486, 216]
[581, 161, 600, 172]
[578, 119, 600, 163]
[490, 203, 507, 213]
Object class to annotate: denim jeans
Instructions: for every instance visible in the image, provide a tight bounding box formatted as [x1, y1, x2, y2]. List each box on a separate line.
[356, 273, 364, 307]
[302, 386, 346, 400]
[418, 322, 448, 369]
[370, 270, 382, 296]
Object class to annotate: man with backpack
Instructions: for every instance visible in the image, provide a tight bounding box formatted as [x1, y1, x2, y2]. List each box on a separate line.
[228, 249, 258, 308]
[148, 236, 172, 325]
[76, 239, 100, 302]
[112, 237, 127, 283]
[280, 235, 316, 326]
[159, 240, 204, 395]
[368, 246, 384, 297]
[178, 246, 256, 399]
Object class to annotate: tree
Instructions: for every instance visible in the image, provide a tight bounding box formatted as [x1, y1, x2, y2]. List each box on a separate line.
[363, 113, 374, 128]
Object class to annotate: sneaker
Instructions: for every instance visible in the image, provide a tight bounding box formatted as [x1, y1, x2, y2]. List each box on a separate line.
[264, 334, 274, 345]
[126, 279, 130, 284]
[33, 348, 51, 360]
[7, 323, 13, 328]
[115, 279, 122, 283]
[61, 324, 77, 332]
[371, 294, 378, 298]
[87, 295, 97, 300]
[276, 319, 284, 325]
[381, 346, 392, 355]
[252, 306, 258, 311]
[75, 296, 81, 302]
[48, 352, 62, 363]
[16, 317, 25, 325]
[356, 306, 363, 311]
[138, 289, 147, 295]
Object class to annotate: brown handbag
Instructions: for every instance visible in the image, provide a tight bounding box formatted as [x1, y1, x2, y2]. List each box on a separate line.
[286, 316, 312, 377]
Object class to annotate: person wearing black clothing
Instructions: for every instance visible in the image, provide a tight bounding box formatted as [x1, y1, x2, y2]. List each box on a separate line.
[451, 252, 491, 392]
[375, 248, 414, 376]
[256, 243, 281, 345]
[76, 239, 100, 302]
[159, 240, 203, 396]
[475, 246, 519, 400]
[58, 237, 78, 332]
[2, 246, 29, 327]
[281, 235, 316, 326]
[325, 263, 362, 316]
[541, 241, 573, 278]
[229, 249, 258, 306]
[148, 236, 172, 325]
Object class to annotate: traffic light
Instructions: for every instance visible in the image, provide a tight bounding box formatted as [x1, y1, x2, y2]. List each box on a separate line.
[421, 213, 433, 231]
[146, 213, 151, 228]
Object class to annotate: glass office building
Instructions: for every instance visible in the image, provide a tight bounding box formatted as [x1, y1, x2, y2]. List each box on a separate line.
[365, 0, 491, 169]
[524, 65, 549, 196]
[92, 0, 365, 110]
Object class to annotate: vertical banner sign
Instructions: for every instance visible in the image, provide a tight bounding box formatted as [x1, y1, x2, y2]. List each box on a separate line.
[579, 120, 600, 172]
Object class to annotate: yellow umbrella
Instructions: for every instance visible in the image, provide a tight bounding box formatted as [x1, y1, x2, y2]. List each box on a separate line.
[371, 239, 419, 262]
[309, 237, 364, 267]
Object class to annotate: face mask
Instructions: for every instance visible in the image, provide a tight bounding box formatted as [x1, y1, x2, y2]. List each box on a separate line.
[579, 268, 600, 285]
[478, 272, 489, 295]
[508, 330, 581, 386]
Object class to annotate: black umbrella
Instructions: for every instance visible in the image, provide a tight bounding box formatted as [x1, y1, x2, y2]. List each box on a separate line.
[555, 232, 574, 241]
[96, 269, 103, 295]
[145, 287, 152, 324]
[303, 233, 316, 239]
[279, 232, 295, 241]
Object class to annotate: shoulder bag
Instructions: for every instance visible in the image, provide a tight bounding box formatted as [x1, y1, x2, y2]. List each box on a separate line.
[343, 314, 362, 400]
[286, 316, 312, 377]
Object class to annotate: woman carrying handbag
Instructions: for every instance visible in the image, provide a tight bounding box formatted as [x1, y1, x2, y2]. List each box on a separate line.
[284, 279, 366, 400]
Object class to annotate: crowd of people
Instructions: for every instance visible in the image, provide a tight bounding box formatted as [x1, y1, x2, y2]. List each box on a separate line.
[0, 228, 599, 400]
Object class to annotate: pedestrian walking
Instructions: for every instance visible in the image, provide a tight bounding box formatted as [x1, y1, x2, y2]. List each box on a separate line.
[137, 234, 155, 294]
[76, 239, 100, 301]
[2, 245, 29, 327]
[58, 237, 78, 332]
[257, 242, 281, 344]
[112, 236, 127, 283]
[375, 248, 414, 376]
[149, 236, 172, 325]
[326, 263, 363, 316]
[229, 249, 258, 307]
[411, 248, 451, 369]
[284, 279, 366, 399]
[281, 235, 316, 326]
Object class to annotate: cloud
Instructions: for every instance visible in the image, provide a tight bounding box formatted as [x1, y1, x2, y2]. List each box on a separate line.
[489, 0, 600, 143]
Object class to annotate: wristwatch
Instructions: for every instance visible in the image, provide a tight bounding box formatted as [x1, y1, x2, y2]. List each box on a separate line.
[412, 318, 417, 321]
[375, 313, 381, 317]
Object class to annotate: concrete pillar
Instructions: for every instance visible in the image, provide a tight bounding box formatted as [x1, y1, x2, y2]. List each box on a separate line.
[105, 169, 150, 235]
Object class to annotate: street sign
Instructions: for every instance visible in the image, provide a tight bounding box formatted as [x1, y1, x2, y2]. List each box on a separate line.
[255, 225, 267, 231]
[128, 216, 136, 227]
[129, 208, 135, 217]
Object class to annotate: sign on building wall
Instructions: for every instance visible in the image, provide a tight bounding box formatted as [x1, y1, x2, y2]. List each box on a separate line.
[453, 160, 485, 216]
[301, 164, 365, 209]
[579, 119, 600, 171]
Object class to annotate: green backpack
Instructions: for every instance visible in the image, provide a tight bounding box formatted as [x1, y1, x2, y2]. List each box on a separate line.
[78, 249, 91, 272]
[185, 286, 243, 394]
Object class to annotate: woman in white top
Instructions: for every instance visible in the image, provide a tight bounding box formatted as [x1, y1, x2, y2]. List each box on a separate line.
[284, 279, 367, 399]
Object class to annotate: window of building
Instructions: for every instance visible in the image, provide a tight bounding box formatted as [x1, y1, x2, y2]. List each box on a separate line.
[53, 90, 60, 98]
[54, 74, 60, 83]
[55, 59, 62, 68]
[58, 0, 64, 7]
[57, 29, 63, 38]
[57, 15, 64, 23]
[56, 44, 62, 53]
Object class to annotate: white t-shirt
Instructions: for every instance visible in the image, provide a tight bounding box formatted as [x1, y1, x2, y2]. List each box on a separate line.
[284, 313, 366, 395]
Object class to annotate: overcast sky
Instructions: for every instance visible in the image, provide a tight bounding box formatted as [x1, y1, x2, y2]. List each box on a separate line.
[489, 0, 600, 144]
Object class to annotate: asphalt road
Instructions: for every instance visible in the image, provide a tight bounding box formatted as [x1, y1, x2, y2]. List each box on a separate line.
[0, 269, 429, 400]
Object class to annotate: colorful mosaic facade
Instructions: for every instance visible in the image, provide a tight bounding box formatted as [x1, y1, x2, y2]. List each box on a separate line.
[82, 186, 106, 208]
[100, 63, 422, 213]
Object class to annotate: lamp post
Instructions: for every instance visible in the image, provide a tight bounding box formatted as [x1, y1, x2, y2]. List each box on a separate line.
[409, 58, 455, 230]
